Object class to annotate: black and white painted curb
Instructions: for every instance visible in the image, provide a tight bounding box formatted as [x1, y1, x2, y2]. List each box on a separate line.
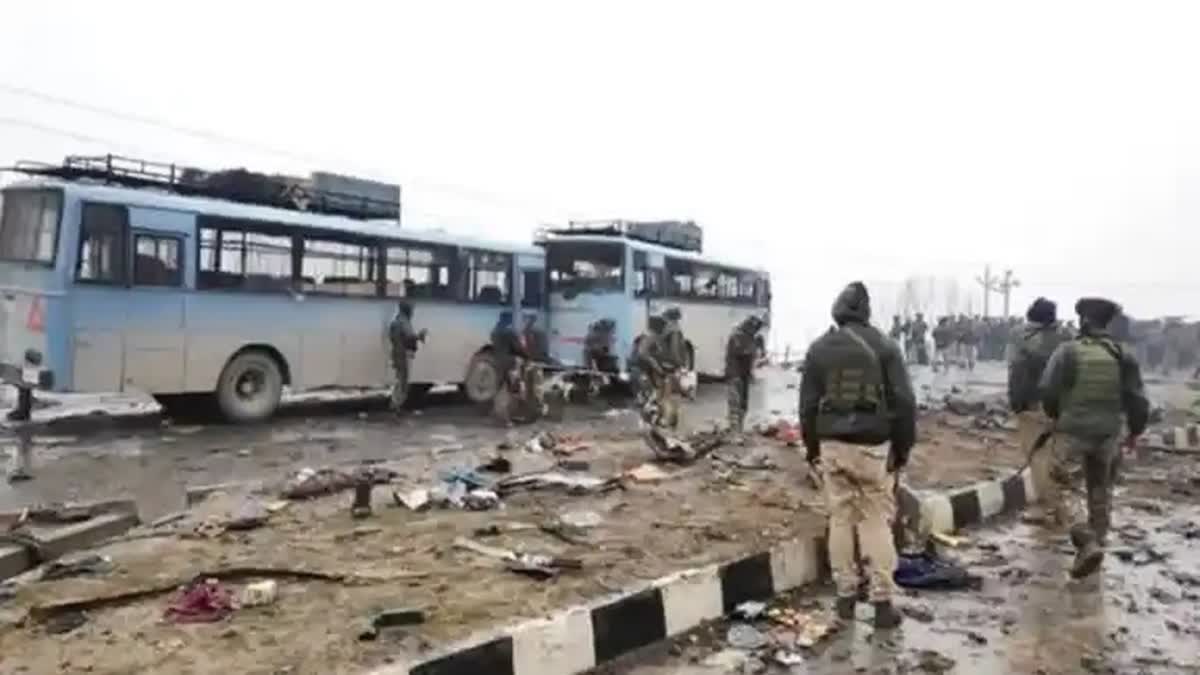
[371, 537, 827, 675]
[905, 467, 1037, 536]
[370, 467, 1036, 675]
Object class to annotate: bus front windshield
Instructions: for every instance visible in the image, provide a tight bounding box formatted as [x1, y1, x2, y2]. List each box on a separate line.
[547, 241, 624, 294]
[0, 189, 62, 265]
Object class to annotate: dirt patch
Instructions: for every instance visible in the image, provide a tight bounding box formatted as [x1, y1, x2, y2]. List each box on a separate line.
[0, 412, 1019, 675]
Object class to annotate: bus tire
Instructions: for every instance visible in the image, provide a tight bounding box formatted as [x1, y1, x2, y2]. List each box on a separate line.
[464, 352, 501, 405]
[215, 349, 284, 423]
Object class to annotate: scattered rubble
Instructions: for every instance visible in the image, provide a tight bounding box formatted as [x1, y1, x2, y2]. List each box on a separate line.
[40, 554, 114, 581]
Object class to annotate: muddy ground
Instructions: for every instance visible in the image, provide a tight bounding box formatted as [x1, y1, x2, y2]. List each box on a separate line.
[0, 362, 1196, 675]
[622, 447, 1200, 675]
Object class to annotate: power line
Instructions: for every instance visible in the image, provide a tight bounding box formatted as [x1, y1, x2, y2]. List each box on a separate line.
[0, 81, 579, 218]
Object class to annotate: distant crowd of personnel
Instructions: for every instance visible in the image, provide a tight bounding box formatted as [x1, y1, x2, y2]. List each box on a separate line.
[889, 311, 1200, 377]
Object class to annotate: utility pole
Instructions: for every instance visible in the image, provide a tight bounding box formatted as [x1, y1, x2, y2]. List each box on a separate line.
[975, 265, 1000, 318]
[996, 269, 1021, 317]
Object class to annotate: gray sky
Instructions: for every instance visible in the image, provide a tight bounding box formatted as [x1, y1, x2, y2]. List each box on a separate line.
[3, 1, 1198, 348]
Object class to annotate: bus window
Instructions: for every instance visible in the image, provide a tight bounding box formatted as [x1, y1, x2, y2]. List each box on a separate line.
[547, 241, 624, 294]
[77, 203, 128, 284]
[521, 268, 544, 308]
[133, 234, 182, 287]
[461, 249, 512, 305]
[693, 264, 719, 298]
[665, 256, 693, 296]
[301, 237, 378, 297]
[0, 189, 62, 265]
[385, 243, 453, 299]
[633, 250, 663, 298]
[198, 220, 293, 292]
[738, 273, 758, 304]
[716, 270, 739, 299]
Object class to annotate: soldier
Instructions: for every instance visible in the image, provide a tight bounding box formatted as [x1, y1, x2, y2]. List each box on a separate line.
[932, 316, 955, 371]
[490, 311, 532, 426]
[1007, 297, 1064, 512]
[388, 301, 426, 413]
[889, 315, 905, 353]
[658, 307, 687, 427]
[909, 312, 929, 365]
[634, 315, 668, 424]
[800, 282, 915, 628]
[726, 315, 764, 439]
[1039, 298, 1149, 578]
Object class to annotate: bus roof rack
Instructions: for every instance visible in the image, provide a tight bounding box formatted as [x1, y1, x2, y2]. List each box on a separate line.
[11, 154, 402, 222]
[546, 219, 703, 253]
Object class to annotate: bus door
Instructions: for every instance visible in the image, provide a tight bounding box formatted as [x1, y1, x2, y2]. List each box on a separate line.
[71, 202, 131, 392]
[122, 207, 191, 393]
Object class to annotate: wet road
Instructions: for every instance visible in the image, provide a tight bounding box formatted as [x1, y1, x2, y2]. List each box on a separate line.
[0, 369, 809, 518]
[622, 452, 1200, 674]
[0, 361, 1189, 521]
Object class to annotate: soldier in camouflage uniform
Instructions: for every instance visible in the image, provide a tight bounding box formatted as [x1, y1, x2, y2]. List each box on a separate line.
[800, 282, 915, 629]
[1039, 297, 1149, 578]
[725, 315, 765, 439]
[490, 311, 533, 426]
[657, 307, 687, 428]
[634, 315, 668, 424]
[388, 301, 426, 413]
[1007, 297, 1064, 516]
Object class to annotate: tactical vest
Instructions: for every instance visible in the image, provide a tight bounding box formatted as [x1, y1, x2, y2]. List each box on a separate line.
[1064, 338, 1121, 417]
[817, 326, 891, 442]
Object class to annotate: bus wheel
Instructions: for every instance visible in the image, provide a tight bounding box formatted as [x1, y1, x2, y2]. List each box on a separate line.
[464, 353, 501, 404]
[216, 350, 283, 423]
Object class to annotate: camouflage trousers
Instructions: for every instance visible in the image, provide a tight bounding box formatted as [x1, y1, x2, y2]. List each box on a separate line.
[493, 361, 544, 425]
[822, 441, 899, 603]
[726, 373, 751, 431]
[390, 356, 411, 411]
[1018, 410, 1054, 514]
[654, 373, 681, 429]
[1043, 433, 1119, 544]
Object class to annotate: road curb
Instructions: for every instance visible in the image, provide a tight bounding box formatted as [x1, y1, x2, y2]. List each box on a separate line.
[0, 511, 140, 581]
[371, 536, 829, 675]
[905, 467, 1036, 535]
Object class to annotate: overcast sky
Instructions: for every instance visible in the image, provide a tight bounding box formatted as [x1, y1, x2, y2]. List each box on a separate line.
[3, 1, 1198, 348]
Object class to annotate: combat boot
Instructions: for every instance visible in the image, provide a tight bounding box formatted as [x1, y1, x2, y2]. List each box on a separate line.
[1070, 524, 1104, 579]
[872, 601, 903, 630]
[835, 596, 856, 621]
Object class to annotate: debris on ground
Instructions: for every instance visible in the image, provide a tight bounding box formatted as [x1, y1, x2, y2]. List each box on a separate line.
[498, 471, 620, 495]
[734, 600, 767, 620]
[1113, 544, 1169, 566]
[714, 451, 777, 471]
[645, 428, 698, 463]
[625, 463, 670, 483]
[556, 510, 603, 530]
[477, 457, 512, 474]
[226, 499, 270, 531]
[773, 650, 804, 666]
[463, 489, 500, 511]
[912, 648, 957, 673]
[393, 488, 431, 511]
[765, 607, 833, 647]
[282, 467, 354, 500]
[902, 602, 936, 623]
[726, 622, 769, 650]
[164, 579, 234, 624]
[894, 553, 983, 591]
[44, 610, 87, 635]
[452, 537, 582, 579]
[238, 580, 278, 608]
[351, 475, 374, 519]
[357, 607, 426, 641]
[40, 554, 114, 581]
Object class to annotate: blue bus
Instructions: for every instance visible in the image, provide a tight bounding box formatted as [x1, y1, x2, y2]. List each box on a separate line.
[0, 156, 544, 421]
[538, 221, 770, 381]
